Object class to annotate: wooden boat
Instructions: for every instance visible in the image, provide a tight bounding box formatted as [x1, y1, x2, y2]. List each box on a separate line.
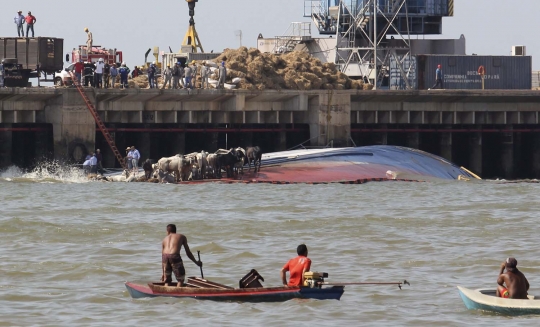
[125, 279, 344, 302]
[457, 286, 540, 315]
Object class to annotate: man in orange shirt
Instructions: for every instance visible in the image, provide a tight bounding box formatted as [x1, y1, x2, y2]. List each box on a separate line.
[280, 244, 311, 287]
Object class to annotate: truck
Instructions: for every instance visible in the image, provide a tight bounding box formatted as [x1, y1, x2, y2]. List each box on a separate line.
[55, 45, 124, 86]
[0, 37, 64, 87]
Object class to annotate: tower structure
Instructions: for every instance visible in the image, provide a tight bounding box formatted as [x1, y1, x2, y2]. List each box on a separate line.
[304, 0, 453, 89]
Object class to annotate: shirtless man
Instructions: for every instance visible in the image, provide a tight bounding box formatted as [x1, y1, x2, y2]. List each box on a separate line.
[496, 257, 529, 299]
[161, 224, 202, 287]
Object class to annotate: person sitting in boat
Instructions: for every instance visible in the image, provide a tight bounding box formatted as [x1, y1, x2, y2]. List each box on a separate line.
[161, 224, 202, 287]
[280, 244, 311, 287]
[496, 257, 530, 299]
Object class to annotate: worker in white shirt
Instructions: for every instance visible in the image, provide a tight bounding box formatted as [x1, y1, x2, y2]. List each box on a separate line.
[94, 58, 105, 88]
[129, 146, 141, 175]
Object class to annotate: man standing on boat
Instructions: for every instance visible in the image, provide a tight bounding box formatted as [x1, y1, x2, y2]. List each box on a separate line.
[161, 224, 202, 287]
[281, 244, 311, 287]
[496, 257, 529, 299]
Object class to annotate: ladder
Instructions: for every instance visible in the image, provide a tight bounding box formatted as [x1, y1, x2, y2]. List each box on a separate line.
[70, 73, 127, 170]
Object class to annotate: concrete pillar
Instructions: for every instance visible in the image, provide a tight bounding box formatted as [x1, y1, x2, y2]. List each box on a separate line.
[275, 124, 287, 151]
[309, 92, 351, 147]
[532, 134, 540, 179]
[469, 132, 482, 177]
[0, 125, 13, 169]
[139, 132, 151, 161]
[172, 132, 185, 155]
[440, 132, 452, 162]
[406, 126, 419, 149]
[501, 131, 514, 179]
[34, 130, 52, 163]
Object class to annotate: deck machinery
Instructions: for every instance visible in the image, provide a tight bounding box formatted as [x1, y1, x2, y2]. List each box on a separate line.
[304, 0, 453, 88]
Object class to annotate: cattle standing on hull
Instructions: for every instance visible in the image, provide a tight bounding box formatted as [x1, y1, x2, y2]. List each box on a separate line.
[195, 151, 208, 180]
[156, 155, 184, 183]
[142, 159, 153, 180]
[234, 147, 246, 175]
[246, 146, 262, 172]
[153, 169, 176, 184]
[215, 149, 241, 178]
[206, 153, 217, 178]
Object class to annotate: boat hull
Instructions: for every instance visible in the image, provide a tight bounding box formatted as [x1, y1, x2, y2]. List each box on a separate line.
[457, 286, 540, 315]
[125, 282, 344, 302]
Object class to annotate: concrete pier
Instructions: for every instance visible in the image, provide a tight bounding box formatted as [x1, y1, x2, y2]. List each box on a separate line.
[2, 88, 540, 179]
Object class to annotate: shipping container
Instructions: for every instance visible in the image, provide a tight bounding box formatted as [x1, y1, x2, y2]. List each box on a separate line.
[417, 55, 532, 90]
[532, 71, 540, 89]
[0, 37, 63, 73]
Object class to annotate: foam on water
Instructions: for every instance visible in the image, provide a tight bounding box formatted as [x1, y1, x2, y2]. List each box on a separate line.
[0, 161, 89, 183]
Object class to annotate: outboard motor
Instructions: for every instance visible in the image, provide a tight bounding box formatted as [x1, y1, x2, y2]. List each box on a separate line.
[303, 272, 329, 288]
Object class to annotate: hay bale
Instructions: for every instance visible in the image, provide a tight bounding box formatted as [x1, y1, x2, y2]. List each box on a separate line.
[209, 47, 367, 91]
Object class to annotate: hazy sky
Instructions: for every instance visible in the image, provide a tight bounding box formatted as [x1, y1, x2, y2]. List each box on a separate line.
[2, 0, 538, 69]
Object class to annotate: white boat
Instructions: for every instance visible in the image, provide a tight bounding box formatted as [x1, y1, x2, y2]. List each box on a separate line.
[457, 286, 540, 315]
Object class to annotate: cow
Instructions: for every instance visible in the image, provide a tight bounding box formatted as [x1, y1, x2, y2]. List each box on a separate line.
[180, 155, 195, 181]
[246, 146, 262, 172]
[195, 151, 208, 179]
[206, 153, 217, 178]
[155, 155, 184, 182]
[107, 169, 129, 182]
[215, 149, 241, 178]
[142, 159, 153, 180]
[153, 169, 176, 183]
[234, 147, 247, 175]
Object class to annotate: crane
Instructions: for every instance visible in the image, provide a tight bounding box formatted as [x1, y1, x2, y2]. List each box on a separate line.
[182, 0, 204, 53]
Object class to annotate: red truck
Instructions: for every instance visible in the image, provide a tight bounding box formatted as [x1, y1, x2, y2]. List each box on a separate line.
[55, 45, 123, 86]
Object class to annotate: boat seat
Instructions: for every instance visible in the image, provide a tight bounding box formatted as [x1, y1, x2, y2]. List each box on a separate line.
[186, 277, 233, 289]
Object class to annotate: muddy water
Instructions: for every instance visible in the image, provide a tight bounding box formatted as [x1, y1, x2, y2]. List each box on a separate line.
[1, 165, 540, 326]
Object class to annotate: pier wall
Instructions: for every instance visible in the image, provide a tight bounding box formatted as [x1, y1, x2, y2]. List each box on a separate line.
[2, 88, 540, 178]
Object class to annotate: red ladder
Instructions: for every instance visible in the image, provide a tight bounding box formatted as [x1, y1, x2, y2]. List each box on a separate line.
[70, 73, 127, 170]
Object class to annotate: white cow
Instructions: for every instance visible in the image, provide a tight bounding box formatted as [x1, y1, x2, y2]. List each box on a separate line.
[206, 153, 217, 178]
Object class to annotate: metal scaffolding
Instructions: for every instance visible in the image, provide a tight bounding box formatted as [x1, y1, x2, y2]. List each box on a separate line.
[305, 0, 416, 89]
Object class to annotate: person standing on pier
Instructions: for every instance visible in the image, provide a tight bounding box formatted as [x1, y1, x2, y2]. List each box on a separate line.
[148, 62, 157, 89]
[94, 58, 105, 89]
[119, 63, 130, 89]
[74, 60, 84, 85]
[14, 11, 25, 37]
[25, 11, 36, 37]
[184, 64, 193, 89]
[200, 61, 208, 89]
[110, 63, 118, 88]
[216, 61, 227, 89]
[103, 62, 110, 88]
[161, 65, 172, 89]
[431, 64, 443, 89]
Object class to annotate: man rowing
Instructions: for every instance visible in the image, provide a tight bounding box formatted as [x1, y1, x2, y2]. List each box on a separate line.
[496, 257, 529, 299]
[161, 224, 202, 287]
[280, 244, 311, 287]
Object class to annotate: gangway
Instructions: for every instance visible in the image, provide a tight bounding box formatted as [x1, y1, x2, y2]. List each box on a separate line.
[70, 73, 127, 170]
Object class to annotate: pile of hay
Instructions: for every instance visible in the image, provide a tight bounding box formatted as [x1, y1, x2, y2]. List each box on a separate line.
[208, 47, 367, 91]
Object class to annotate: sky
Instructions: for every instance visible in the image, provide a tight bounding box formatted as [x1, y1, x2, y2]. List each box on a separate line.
[2, 0, 539, 69]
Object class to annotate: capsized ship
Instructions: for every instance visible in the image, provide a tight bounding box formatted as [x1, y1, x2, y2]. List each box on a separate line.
[246, 146, 479, 184]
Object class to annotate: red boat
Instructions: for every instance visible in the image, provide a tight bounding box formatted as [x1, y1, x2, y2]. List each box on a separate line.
[125, 270, 344, 302]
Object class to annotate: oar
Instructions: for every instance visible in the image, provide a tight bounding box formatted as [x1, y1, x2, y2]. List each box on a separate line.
[320, 280, 410, 289]
[197, 250, 204, 279]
